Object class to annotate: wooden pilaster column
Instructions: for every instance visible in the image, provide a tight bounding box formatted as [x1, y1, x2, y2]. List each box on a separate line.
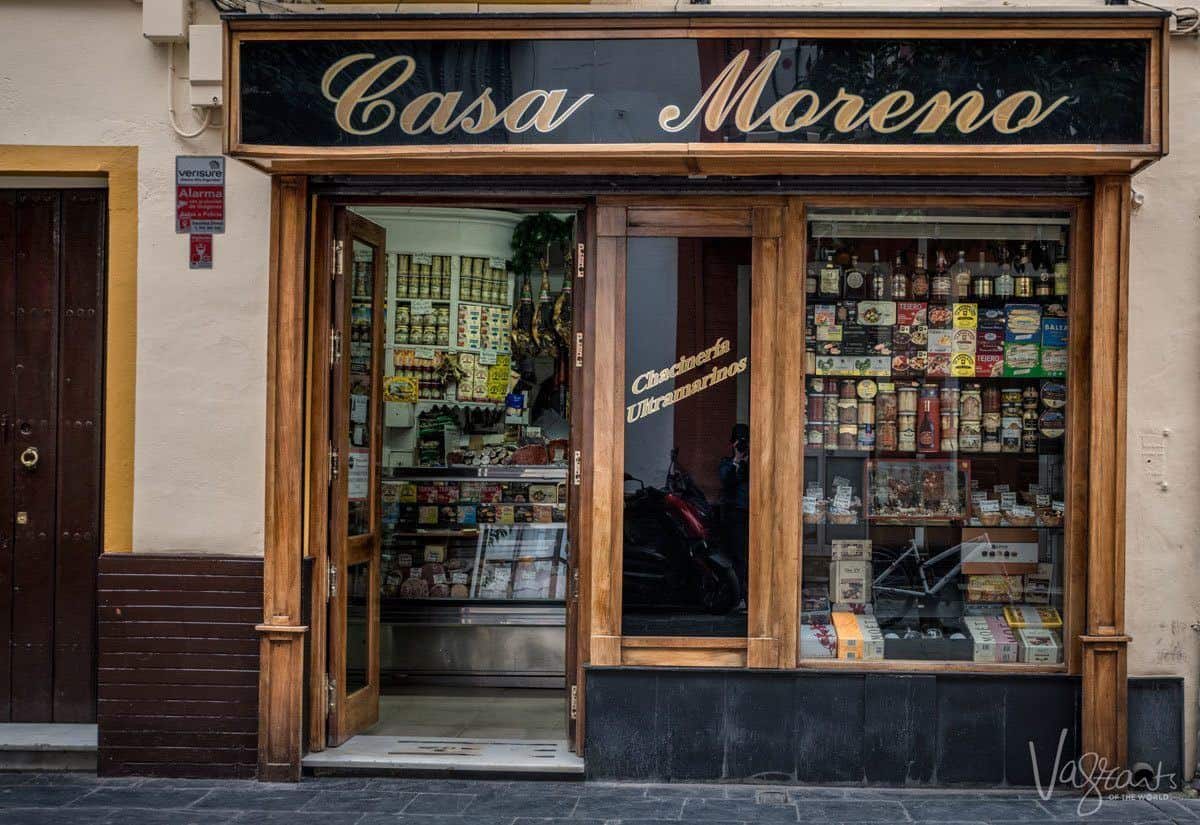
[258, 175, 309, 782]
[588, 205, 626, 666]
[1080, 175, 1132, 773]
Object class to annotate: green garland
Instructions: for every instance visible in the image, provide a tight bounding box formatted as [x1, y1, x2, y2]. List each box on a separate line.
[510, 212, 572, 276]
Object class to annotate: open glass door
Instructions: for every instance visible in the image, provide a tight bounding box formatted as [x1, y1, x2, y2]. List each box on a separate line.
[328, 210, 386, 746]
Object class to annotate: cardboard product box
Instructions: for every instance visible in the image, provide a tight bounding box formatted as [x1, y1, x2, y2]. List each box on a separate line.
[966, 574, 1023, 603]
[801, 622, 838, 658]
[979, 307, 1006, 329]
[1003, 342, 1040, 377]
[928, 327, 954, 354]
[829, 559, 871, 605]
[986, 615, 1020, 662]
[953, 303, 979, 330]
[1003, 605, 1064, 629]
[1041, 317, 1069, 348]
[964, 616, 998, 662]
[1023, 563, 1055, 605]
[950, 352, 975, 378]
[831, 539, 872, 561]
[856, 614, 886, 660]
[801, 587, 831, 625]
[1017, 627, 1062, 663]
[926, 352, 952, 378]
[977, 328, 1005, 354]
[1040, 346, 1067, 378]
[1005, 304, 1043, 342]
[975, 352, 1004, 378]
[832, 611, 864, 659]
[831, 601, 874, 614]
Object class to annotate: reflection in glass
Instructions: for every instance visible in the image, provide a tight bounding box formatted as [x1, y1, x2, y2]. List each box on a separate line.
[801, 208, 1069, 665]
[622, 236, 752, 637]
[346, 561, 370, 693]
[348, 240, 375, 536]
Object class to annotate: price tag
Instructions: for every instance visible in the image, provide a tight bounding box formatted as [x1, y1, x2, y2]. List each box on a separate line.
[994, 484, 1011, 493]
[1052, 501, 1066, 514]
[978, 499, 1001, 513]
[410, 299, 434, 316]
[479, 350, 498, 366]
[1036, 494, 1051, 507]
[412, 253, 433, 266]
[414, 347, 436, 359]
[1000, 492, 1018, 509]
[488, 256, 507, 269]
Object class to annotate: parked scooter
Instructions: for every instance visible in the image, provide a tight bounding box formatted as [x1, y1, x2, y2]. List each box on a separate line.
[622, 448, 740, 614]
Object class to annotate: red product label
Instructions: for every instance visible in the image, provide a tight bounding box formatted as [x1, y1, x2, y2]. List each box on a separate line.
[976, 352, 1005, 377]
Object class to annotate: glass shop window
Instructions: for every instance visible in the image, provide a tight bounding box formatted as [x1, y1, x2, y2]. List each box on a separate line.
[801, 208, 1069, 666]
[622, 236, 752, 637]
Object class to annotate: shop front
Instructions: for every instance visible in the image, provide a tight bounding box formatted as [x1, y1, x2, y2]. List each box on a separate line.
[227, 8, 1169, 783]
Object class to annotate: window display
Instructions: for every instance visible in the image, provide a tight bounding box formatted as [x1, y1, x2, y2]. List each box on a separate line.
[802, 207, 1069, 665]
[375, 210, 574, 607]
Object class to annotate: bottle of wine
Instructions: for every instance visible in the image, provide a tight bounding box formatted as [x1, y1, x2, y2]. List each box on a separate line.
[910, 253, 930, 301]
[931, 251, 952, 302]
[819, 252, 842, 299]
[890, 253, 909, 299]
[953, 250, 972, 300]
[869, 249, 888, 300]
[844, 254, 866, 300]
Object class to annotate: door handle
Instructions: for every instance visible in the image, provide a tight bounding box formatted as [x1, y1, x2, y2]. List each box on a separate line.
[19, 446, 38, 470]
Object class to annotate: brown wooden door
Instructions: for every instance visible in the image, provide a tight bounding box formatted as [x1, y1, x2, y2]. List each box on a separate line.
[327, 210, 386, 746]
[0, 189, 105, 722]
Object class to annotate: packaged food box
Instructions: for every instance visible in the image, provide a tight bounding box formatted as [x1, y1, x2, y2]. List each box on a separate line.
[964, 616, 999, 662]
[927, 304, 954, 330]
[979, 307, 1007, 329]
[1023, 563, 1055, 605]
[829, 559, 871, 605]
[950, 352, 975, 378]
[857, 301, 898, 326]
[953, 303, 978, 329]
[1003, 342, 1040, 377]
[856, 614, 886, 660]
[976, 352, 1005, 378]
[1005, 304, 1043, 342]
[1041, 317, 1069, 348]
[801, 622, 838, 658]
[1040, 346, 1067, 378]
[832, 611, 864, 659]
[1004, 605, 1064, 629]
[986, 615, 1020, 662]
[801, 586, 831, 625]
[966, 574, 1023, 603]
[928, 327, 954, 353]
[831, 539, 872, 561]
[1017, 627, 1062, 663]
[977, 328, 1005, 354]
[528, 484, 559, 504]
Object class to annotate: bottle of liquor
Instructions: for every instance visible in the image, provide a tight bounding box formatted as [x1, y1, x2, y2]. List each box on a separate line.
[910, 253, 930, 301]
[844, 254, 866, 300]
[930, 251, 952, 302]
[1053, 242, 1070, 297]
[994, 246, 1015, 299]
[891, 253, 909, 300]
[1034, 253, 1054, 300]
[819, 252, 842, 299]
[869, 249, 888, 300]
[1013, 243, 1034, 298]
[952, 250, 972, 301]
[917, 385, 941, 453]
[972, 251, 993, 299]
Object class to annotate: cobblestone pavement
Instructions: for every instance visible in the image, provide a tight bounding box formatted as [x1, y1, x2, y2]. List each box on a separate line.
[0, 773, 1196, 824]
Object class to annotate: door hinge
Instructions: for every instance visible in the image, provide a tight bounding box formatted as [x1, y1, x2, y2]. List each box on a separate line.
[328, 562, 338, 599]
[333, 239, 345, 278]
[574, 332, 584, 369]
[569, 684, 578, 720]
[570, 568, 580, 603]
[326, 674, 337, 712]
[329, 443, 339, 483]
[575, 241, 585, 280]
[572, 450, 582, 487]
[330, 327, 342, 369]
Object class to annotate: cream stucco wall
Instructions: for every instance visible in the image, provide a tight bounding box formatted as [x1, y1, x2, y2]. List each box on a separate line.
[1125, 31, 1200, 781]
[2, 0, 1199, 776]
[0, 0, 271, 556]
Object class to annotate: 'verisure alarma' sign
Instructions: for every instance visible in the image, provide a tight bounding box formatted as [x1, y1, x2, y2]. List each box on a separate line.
[233, 37, 1149, 150]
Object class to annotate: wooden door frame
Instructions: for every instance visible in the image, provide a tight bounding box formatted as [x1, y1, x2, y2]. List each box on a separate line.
[587, 197, 800, 670]
[262, 182, 1133, 779]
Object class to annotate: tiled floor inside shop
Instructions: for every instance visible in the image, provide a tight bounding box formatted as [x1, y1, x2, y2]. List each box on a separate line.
[0, 774, 1197, 824]
[364, 687, 566, 739]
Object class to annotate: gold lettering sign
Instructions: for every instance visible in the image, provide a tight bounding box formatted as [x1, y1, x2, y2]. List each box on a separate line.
[627, 338, 747, 424]
[320, 50, 1070, 139]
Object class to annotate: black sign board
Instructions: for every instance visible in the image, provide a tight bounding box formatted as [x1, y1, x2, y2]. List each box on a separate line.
[235, 37, 1148, 149]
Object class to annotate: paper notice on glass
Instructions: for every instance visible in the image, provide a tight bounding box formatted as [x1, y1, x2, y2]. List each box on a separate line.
[347, 448, 370, 501]
[350, 393, 368, 424]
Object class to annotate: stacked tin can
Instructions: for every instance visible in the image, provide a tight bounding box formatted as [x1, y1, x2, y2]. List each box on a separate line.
[1001, 388, 1023, 453]
[1021, 385, 1040, 453]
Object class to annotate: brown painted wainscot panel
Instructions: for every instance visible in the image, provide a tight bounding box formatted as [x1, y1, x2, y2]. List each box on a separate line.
[98, 554, 263, 778]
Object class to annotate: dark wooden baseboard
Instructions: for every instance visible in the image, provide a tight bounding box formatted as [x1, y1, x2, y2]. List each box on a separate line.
[97, 553, 263, 778]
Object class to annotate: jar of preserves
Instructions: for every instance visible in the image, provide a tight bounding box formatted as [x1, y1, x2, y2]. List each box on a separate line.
[959, 420, 982, 452]
[878, 420, 898, 452]
[875, 389, 898, 421]
[898, 414, 917, 452]
[959, 385, 982, 421]
[897, 385, 919, 415]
